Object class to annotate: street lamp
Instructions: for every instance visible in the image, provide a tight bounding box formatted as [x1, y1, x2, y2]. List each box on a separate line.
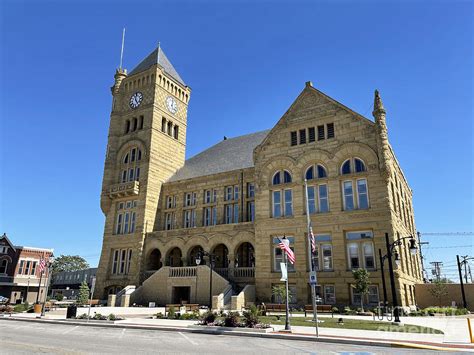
[195, 250, 218, 309]
[382, 233, 418, 323]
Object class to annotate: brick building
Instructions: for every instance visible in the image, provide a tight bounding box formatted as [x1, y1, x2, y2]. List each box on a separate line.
[0, 233, 54, 304]
[95, 46, 422, 308]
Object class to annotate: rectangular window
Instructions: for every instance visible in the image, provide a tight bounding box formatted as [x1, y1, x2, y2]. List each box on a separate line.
[247, 183, 255, 198]
[324, 285, 336, 304]
[128, 168, 134, 181]
[290, 131, 297, 146]
[363, 242, 375, 269]
[273, 191, 281, 218]
[31, 261, 37, 276]
[204, 190, 212, 204]
[116, 214, 123, 234]
[233, 203, 239, 223]
[348, 243, 360, 269]
[351, 288, 362, 306]
[313, 246, 319, 271]
[343, 181, 354, 211]
[166, 196, 174, 209]
[127, 250, 132, 274]
[25, 261, 31, 275]
[212, 189, 218, 203]
[368, 285, 379, 305]
[234, 186, 239, 201]
[308, 127, 315, 142]
[112, 250, 119, 274]
[284, 189, 293, 216]
[322, 244, 333, 270]
[184, 210, 193, 228]
[203, 207, 211, 226]
[126, 201, 132, 209]
[123, 212, 130, 234]
[165, 212, 174, 230]
[247, 201, 255, 222]
[327, 123, 335, 138]
[273, 237, 295, 272]
[120, 249, 126, 274]
[307, 186, 316, 214]
[299, 129, 306, 144]
[212, 206, 217, 225]
[130, 212, 136, 233]
[357, 179, 369, 209]
[225, 186, 233, 201]
[192, 192, 197, 206]
[121, 170, 127, 183]
[185, 193, 192, 207]
[318, 184, 329, 213]
[317, 125, 325, 141]
[135, 167, 140, 181]
[225, 204, 233, 224]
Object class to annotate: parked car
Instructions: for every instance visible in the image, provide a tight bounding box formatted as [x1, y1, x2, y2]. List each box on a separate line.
[0, 295, 9, 304]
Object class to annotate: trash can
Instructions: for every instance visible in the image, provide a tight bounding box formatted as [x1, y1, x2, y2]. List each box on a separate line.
[33, 303, 42, 313]
[66, 305, 77, 319]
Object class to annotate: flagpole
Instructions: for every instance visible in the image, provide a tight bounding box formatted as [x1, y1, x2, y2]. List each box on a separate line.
[304, 179, 319, 337]
[282, 237, 291, 331]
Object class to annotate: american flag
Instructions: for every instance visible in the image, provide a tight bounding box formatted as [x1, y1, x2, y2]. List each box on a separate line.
[38, 258, 46, 273]
[309, 223, 316, 254]
[278, 237, 295, 264]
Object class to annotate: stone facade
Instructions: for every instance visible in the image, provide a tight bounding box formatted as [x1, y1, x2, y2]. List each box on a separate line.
[95, 47, 422, 308]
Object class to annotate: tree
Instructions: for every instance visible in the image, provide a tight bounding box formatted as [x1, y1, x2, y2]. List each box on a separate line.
[51, 255, 89, 275]
[77, 281, 90, 305]
[428, 280, 448, 306]
[352, 268, 370, 312]
[271, 284, 293, 304]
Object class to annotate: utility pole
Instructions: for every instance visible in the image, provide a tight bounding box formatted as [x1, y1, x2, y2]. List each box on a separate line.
[457, 255, 467, 309]
[430, 262, 442, 282]
[462, 255, 469, 283]
[417, 232, 429, 282]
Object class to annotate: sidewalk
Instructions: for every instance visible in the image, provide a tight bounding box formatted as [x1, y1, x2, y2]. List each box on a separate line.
[4, 312, 474, 352]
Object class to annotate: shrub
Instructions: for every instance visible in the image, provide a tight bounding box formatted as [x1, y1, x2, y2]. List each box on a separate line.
[108, 313, 116, 321]
[0, 305, 14, 313]
[223, 312, 240, 327]
[179, 311, 199, 320]
[13, 303, 30, 313]
[199, 310, 217, 325]
[93, 313, 107, 320]
[242, 305, 260, 328]
[331, 306, 339, 314]
[76, 313, 89, 319]
[155, 312, 164, 319]
[167, 306, 176, 319]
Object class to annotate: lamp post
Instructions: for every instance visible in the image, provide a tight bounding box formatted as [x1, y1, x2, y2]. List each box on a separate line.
[41, 257, 55, 317]
[383, 233, 418, 323]
[196, 250, 218, 309]
[378, 249, 388, 307]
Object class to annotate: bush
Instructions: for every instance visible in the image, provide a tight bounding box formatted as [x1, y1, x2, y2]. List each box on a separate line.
[76, 313, 89, 319]
[223, 312, 240, 327]
[93, 313, 107, 320]
[108, 313, 116, 321]
[13, 303, 30, 313]
[342, 306, 357, 315]
[199, 310, 217, 325]
[155, 312, 164, 319]
[179, 311, 199, 320]
[0, 305, 14, 313]
[167, 306, 176, 319]
[242, 305, 260, 328]
[331, 306, 340, 314]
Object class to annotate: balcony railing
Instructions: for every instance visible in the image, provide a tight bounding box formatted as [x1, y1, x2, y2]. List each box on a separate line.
[108, 181, 140, 199]
[214, 267, 255, 280]
[169, 267, 197, 278]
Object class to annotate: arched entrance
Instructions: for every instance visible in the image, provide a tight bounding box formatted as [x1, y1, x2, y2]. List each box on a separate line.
[235, 242, 255, 267]
[188, 246, 205, 266]
[212, 244, 229, 268]
[146, 249, 162, 270]
[166, 247, 183, 267]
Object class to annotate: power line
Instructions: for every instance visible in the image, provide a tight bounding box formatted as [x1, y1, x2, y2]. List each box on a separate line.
[424, 245, 473, 249]
[420, 232, 473, 236]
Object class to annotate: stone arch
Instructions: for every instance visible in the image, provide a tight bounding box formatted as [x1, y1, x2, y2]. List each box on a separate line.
[187, 245, 205, 266]
[234, 241, 255, 268]
[116, 139, 147, 165]
[258, 155, 298, 188]
[145, 248, 162, 271]
[211, 243, 229, 268]
[332, 143, 379, 174]
[165, 247, 183, 267]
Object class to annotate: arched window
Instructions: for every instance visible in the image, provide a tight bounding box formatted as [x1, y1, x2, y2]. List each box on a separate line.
[341, 158, 366, 175]
[132, 118, 138, 131]
[272, 170, 292, 185]
[120, 147, 142, 183]
[306, 164, 327, 180]
[167, 121, 172, 135]
[161, 118, 166, 132]
[125, 120, 130, 134]
[0, 259, 8, 274]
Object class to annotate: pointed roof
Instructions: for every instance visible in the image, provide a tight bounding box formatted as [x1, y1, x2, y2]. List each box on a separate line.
[0, 233, 16, 252]
[168, 130, 270, 182]
[129, 45, 185, 86]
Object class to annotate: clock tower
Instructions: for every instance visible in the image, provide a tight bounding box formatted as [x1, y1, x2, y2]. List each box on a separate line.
[95, 45, 191, 298]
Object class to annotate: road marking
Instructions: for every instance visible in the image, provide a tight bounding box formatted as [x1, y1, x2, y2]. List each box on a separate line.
[178, 331, 198, 345]
[62, 325, 79, 334]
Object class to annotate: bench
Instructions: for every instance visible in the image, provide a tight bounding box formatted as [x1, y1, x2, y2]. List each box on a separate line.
[260, 303, 292, 315]
[165, 304, 182, 316]
[87, 299, 100, 306]
[183, 304, 199, 313]
[304, 304, 333, 317]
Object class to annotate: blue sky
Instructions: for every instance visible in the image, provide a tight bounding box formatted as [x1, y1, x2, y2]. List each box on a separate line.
[0, 1, 472, 278]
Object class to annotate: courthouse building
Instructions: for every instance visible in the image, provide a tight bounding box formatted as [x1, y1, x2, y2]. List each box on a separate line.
[94, 45, 423, 308]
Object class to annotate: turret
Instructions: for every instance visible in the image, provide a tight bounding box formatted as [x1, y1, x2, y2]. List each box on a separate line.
[112, 68, 127, 95]
[372, 90, 391, 179]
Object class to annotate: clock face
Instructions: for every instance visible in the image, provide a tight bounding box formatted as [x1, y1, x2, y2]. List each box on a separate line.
[129, 92, 143, 109]
[166, 96, 178, 114]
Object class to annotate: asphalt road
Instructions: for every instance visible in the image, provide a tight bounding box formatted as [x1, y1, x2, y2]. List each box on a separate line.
[0, 320, 437, 354]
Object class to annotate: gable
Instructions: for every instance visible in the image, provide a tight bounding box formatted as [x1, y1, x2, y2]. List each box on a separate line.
[0, 233, 16, 252]
[254, 83, 376, 158]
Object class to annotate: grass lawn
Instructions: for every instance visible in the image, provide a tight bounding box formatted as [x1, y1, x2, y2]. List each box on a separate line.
[260, 316, 444, 334]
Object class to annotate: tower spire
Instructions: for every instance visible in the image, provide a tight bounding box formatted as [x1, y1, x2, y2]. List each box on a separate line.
[372, 89, 391, 180]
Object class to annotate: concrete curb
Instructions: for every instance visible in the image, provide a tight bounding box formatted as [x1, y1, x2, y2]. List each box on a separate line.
[1, 316, 472, 352]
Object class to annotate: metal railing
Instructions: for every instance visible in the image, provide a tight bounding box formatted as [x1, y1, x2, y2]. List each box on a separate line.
[214, 267, 255, 280]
